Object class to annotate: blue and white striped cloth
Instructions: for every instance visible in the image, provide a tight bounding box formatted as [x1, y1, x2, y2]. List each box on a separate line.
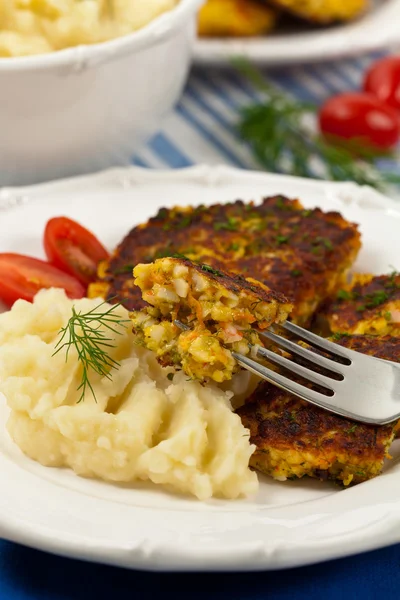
[133, 51, 398, 179]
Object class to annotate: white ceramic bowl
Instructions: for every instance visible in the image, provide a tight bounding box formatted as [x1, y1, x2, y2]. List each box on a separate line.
[0, 0, 203, 187]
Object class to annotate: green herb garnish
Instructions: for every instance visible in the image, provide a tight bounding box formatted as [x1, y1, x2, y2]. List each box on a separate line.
[214, 217, 239, 231]
[337, 289, 352, 301]
[385, 270, 400, 289]
[290, 269, 302, 277]
[167, 373, 175, 381]
[53, 302, 130, 403]
[346, 425, 358, 434]
[364, 290, 389, 309]
[384, 311, 392, 321]
[200, 264, 223, 277]
[228, 242, 240, 251]
[114, 264, 134, 275]
[234, 59, 400, 191]
[177, 215, 192, 229]
[276, 197, 286, 210]
[155, 207, 168, 220]
[276, 234, 289, 245]
[332, 332, 350, 341]
[317, 237, 333, 251]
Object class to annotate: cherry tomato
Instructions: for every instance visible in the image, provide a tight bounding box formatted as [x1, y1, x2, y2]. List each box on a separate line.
[364, 56, 400, 112]
[319, 92, 400, 150]
[0, 254, 85, 307]
[44, 217, 109, 287]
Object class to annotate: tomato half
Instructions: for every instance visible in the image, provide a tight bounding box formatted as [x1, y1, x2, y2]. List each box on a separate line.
[0, 254, 85, 307]
[319, 92, 400, 150]
[44, 217, 109, 286]
[364, 56, 400, 112]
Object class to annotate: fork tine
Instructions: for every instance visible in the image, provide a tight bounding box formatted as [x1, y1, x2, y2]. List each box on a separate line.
[255, 345, 341, 391]
[232, 351, 336, 407]
[233, 352, 400, 425]
[282, 321, 351, 362]
[259, 329, 347, 375]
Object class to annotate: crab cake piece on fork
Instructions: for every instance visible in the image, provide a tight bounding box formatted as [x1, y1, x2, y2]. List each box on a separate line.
[131, 256, 292, 383]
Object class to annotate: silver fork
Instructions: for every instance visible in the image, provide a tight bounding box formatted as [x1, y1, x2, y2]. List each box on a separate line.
[174, 319, 400, 425]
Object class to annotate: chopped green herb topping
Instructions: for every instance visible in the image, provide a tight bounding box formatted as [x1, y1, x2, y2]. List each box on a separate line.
[331, 332, 350, 341]
[114, 264, 134, 275]
[276, 234, 289, 245]
[228, 242, 240, 251]
[290, 269, 303, 277]
[337, 289, 352, 301]
[346, 425, 358, 434]
[214, 217, 239, 231]
[177, 215, 192, 229]
[319, 237, 333, 251]
[155, 207, 168, 220]
[200, 264, 224, 277]
[357, 290, 390, 312]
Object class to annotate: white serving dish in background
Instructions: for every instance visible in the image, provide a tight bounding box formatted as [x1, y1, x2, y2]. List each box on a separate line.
[194, 0, 400, 66]
[0, 0, 203, 187]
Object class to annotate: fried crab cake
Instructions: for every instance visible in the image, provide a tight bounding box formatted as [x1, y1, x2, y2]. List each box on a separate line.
[237, 334, 400, 486]
[198, 0, 278, 37]
[267, 0, 367, 24]
[323, 272, 400, 337]
[130, 257, 292, 383]
[89, 196, 361, 326]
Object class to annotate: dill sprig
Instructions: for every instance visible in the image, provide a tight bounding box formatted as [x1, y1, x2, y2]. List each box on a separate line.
[234, 58, 400, 191]
[53, 301, 130, 403]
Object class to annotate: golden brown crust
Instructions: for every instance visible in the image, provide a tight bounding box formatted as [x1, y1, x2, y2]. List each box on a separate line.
[93, 196, 361, 324]
[322, 273, 400, 336]
[264, 0, 367, 24]
[334, 333, 400, 362]
[237, 334, 400, 485]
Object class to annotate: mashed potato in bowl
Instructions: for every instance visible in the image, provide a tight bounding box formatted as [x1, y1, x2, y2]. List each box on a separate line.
[0, 0, 180, 57]
[0, 289, 257, 500]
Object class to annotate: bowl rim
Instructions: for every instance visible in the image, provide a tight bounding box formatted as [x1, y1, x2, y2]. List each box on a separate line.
[0, 0, 203, 72]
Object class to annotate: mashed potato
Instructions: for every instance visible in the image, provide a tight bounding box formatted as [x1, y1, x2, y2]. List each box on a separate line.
[0, 288, 257, 500]
[0, 0, 179, 57]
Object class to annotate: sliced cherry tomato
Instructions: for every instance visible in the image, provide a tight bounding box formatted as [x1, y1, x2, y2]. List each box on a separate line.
[0, 254, 85, 307]
[364, 56, 400, 112]
[44, 217, 109, 286]
[319, 92, 400, 150]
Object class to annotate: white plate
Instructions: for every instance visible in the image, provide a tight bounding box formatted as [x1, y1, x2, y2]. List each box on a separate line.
[194, 0, 400, 66]
[0, 165, 400, 572]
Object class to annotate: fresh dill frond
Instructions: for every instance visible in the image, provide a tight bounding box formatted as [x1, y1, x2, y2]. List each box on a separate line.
[233, 58, 400, 191]
[53, 301, 130, 403]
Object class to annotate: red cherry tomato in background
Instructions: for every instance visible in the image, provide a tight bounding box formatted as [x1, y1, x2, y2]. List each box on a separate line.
[0, 254, 85, 307]
[319, 92, 400, 150]
[364, 56, 400, 113]
[44, 217, 109, 287]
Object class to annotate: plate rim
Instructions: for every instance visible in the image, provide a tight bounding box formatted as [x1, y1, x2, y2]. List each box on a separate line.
[193, 0, 400, 66]
[0, 164, 399, 573]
